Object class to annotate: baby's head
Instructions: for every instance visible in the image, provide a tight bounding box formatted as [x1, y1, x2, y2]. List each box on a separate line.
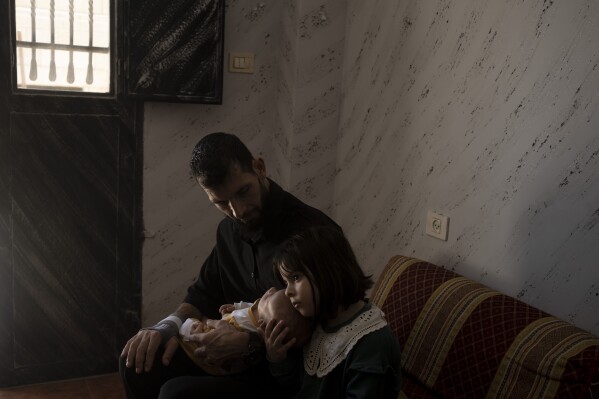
[257, 288, 312, 347]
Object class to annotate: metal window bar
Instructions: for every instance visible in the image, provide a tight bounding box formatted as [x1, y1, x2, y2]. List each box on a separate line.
[67, 0, 74, 82]
[16, 0, 109, 84]
[29, 0, 37, 80]
[49, 0, 56, 80]
[86, 0, 93, 84]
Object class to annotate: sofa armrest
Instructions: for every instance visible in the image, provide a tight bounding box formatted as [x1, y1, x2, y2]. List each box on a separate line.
[372, 255, 599, 399]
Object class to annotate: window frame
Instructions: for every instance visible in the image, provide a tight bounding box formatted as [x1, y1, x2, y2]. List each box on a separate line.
[8, 0, 118, 99]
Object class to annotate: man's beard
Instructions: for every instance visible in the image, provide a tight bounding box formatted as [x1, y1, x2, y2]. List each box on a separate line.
[235, 178, 269, 238]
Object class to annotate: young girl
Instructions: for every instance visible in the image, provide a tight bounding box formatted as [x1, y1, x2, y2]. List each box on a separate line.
[259, 226, 402, 398]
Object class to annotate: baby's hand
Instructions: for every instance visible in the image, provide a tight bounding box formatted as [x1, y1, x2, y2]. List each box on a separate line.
[219, 304, 235, 315]
[190, 320, 208, 334]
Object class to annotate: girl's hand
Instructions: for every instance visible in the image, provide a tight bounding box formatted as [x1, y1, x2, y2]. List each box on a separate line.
[257, 319, 296, 363]
[219, 304, 235, 315]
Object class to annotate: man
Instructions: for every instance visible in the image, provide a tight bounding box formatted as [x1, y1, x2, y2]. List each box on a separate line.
[120, 132, 338, 398]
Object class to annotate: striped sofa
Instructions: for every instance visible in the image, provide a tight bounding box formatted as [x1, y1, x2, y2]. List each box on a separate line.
[371, 255, 599, 399]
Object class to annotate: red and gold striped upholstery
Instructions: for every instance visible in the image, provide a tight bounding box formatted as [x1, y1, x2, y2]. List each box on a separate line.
[371, 256, 599, 399]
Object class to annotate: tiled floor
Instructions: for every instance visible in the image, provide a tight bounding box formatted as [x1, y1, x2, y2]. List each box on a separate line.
[0, 374, 126, 399]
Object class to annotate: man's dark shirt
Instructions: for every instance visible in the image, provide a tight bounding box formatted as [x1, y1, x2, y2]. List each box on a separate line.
[184, 179, 339, 319]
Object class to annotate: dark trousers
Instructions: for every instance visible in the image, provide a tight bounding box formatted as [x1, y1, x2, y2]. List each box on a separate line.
[119, 346, 287, 399]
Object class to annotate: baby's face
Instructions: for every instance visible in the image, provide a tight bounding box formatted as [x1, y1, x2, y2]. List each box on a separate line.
[257, 288, 294, 322]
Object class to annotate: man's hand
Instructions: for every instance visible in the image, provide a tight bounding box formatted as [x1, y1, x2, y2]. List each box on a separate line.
[120, 330, 179, 374]
[258, 319, 295, 363]
[190, 319, 251, 365]
[120, 303, 202, 373]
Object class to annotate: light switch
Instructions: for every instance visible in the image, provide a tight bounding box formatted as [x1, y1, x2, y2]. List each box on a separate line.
[229, 52, 254, 74]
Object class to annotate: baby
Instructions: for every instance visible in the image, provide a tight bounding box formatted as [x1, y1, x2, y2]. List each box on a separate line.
[178, 287, 312, 375]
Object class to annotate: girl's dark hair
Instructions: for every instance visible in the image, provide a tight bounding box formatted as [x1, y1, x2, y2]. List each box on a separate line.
[273, 226, 373, 322]
[189, 132, 255, 188]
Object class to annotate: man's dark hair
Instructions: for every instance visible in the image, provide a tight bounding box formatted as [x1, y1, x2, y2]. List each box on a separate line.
[273, 226, 373, 322]
[190, 132, 255, 187]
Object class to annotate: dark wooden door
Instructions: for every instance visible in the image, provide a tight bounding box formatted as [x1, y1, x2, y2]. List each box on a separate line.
[0, 1, 142, 388]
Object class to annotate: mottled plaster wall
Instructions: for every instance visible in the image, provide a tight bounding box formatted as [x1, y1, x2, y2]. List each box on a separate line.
[142, 0, 284, 323]
[287, 0, 345, 213]
[142, 0, 344, 324]
[335, 0, 599, 335]
[276, 0, 345, 213]
[143, 0, 599, 336]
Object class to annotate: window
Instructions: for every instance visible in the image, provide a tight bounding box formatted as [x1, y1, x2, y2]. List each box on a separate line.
[13, 0, 110, 93]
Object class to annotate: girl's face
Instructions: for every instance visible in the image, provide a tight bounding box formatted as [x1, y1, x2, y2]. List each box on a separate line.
[280, 265, 318, 318]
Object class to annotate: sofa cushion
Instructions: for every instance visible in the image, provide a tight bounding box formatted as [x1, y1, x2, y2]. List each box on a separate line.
[371, 255, 599, 399]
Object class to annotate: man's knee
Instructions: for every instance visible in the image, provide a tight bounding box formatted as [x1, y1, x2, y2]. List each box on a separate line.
[118, 354, 126, 373]
[118, 355, 138, 399]
[118, 354, 134, 382]
[158, 377, 187, 399]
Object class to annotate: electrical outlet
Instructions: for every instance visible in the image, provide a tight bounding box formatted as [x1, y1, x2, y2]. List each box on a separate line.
[426, 210, 449, 241]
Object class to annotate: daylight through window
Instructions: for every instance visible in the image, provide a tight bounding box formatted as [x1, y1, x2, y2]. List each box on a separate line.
[14, 0, 110, 93]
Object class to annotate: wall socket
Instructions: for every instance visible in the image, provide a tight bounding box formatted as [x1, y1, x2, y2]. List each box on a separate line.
[426, 210, 449, 241]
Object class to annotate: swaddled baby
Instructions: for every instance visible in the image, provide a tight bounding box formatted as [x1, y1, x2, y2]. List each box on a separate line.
[178, 287, 312, 375]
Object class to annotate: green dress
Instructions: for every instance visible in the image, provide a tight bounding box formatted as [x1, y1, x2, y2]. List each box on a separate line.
[270, 303, 402, 399]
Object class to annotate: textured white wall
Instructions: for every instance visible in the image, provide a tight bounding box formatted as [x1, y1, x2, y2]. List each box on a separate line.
[143, 0, 599, 336]
[142, 0, 344, 324]
[142, 0, 285, 323]
[335, 0, 599, 335]
[278, 0, 345, 214]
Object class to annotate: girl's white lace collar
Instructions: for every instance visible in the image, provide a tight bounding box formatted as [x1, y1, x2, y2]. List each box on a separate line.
[303, 304, 387, 377]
